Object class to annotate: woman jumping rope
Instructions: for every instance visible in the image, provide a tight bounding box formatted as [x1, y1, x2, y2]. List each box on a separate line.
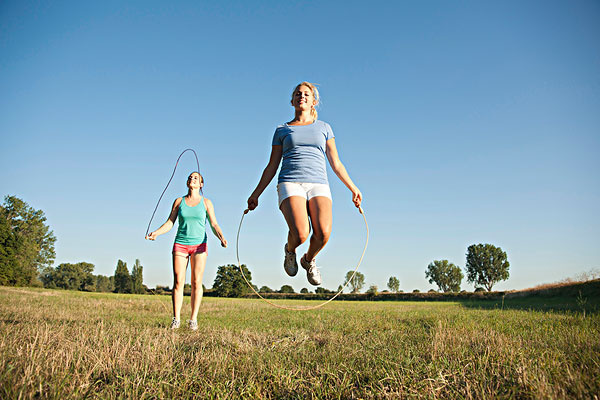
[247, 82, 362, 286]
[146, 172, 227, 330]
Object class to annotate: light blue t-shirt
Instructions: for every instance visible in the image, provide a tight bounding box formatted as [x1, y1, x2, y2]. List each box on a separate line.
[272, 120, 335, 184]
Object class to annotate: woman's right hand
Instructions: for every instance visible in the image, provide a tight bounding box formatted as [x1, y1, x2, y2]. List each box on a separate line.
[145, 231, 157, 241]
[247, 195, 259, 211]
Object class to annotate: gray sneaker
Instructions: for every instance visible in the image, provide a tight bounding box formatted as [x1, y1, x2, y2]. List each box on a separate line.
[188, 319, 198, 331]
[300, 254, 321, 286]
[284, 244, 298, 276]
[170, 317, 181, 330]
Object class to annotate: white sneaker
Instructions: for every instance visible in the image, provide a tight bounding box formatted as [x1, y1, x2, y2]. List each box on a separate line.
[188, 320, 198, 331]
[284, 244, 298, 276]
[301, 254, 321, 286]
[170, 317, 180, 330]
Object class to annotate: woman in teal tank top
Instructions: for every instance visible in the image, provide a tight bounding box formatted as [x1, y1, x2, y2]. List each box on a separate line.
[146, 172, 227, 330]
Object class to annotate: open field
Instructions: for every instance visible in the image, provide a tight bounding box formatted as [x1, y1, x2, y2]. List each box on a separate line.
[1, 286, 599, 399]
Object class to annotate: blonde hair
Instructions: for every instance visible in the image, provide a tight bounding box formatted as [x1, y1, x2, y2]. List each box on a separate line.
[291, 81, 320, 121]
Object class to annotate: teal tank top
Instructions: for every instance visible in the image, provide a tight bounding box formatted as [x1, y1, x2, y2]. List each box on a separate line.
[174, 196, 208, 245]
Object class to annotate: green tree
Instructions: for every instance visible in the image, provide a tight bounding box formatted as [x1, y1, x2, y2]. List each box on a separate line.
[259, 286, 273, 293]
[465, 244, 510, 291]
[279, 285, 295, 293]
[300, 288, 309, 294]
[0, 195, 56, 286]
[387, 276, 400, 292]
[131, 259, 144, 294]
[425, 260, 463, 292]
[366, 285, 378, 295]
[40, 262, 95, 291]
[344, 271, 365, 293]
[114, 260, 132, 293]
[212, 264, 252, 297]
[315, 287, 334, 294]
[95, 275, 114, 292]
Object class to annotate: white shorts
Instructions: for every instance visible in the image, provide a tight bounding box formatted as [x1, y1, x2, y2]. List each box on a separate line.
[277, 182, 332, 206]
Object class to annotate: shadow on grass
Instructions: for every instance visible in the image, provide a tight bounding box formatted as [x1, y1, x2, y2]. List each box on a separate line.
[458, 279, 600, 314]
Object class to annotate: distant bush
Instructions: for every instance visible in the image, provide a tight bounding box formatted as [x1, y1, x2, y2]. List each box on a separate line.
[315, 287, 334, 294]
[154, 285, 172, 295]
[279, 285, 295, 294]
[213, 264, 253, 297]
[366, 285, 378, 295]
[413, 289, 420, 293]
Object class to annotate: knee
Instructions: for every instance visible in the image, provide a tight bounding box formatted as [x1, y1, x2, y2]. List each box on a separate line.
[298, 229, 310, 244]
[314, 229, 331, 245]
[291, 227, 310, 244]
[191, 278, 203, 290]
[173, 276, 185, 291]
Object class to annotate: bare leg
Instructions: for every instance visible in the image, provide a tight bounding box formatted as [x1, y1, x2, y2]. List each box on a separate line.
[305, 196, 332, 261]
[172, 252, 188, 320]
[189, 251, 207, 321]
[279, 196, 310, 253]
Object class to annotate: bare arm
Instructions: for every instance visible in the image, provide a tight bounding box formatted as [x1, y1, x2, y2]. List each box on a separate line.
[247, 145, 283, 210]
[145, 198, 181, 240]
[326, 138, 362, 208]
[204, 198, 227, 248]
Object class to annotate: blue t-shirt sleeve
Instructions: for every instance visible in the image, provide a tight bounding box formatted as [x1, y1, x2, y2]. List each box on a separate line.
[325, 122, 335, 141]
[272, 127, 283, 146]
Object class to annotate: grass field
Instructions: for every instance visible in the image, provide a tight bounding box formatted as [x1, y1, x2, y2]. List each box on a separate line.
[1, 286, 598, 399]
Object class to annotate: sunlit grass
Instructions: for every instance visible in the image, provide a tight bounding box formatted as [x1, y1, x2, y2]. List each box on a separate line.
[1, 287, 598, 399]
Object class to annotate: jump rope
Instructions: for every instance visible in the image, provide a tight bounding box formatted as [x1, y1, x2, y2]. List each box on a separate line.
[147, 149, 369, 311]
[145, 148, 202, 239]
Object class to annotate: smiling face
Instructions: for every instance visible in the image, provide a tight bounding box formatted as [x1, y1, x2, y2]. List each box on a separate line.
[291, 84, 317, 111]
[187, 172, 203, 189]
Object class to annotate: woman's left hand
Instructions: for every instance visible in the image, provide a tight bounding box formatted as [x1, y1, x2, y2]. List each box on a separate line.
[220, 237, 228, 248]
[351, 188, 362, 208]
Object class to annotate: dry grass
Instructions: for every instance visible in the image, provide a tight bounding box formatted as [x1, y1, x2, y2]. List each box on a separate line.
[1, 287, 599, 399]
[523, 268, 600, 292]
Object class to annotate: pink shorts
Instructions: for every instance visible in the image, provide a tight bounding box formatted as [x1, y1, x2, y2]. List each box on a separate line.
[173, 242, 207, 255]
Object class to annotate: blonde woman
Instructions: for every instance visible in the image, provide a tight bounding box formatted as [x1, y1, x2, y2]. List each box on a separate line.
[247, 82, 362, 286]
[146, 172, 227, 330]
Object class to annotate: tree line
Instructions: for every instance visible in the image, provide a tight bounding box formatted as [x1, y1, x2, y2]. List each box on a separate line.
[40, 259, 146, 294]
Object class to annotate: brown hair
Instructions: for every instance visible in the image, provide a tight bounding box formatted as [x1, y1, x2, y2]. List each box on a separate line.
[188, 171, 204, 184]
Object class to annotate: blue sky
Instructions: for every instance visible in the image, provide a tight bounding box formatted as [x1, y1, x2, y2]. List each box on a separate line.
[1, 0, 599, 292]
